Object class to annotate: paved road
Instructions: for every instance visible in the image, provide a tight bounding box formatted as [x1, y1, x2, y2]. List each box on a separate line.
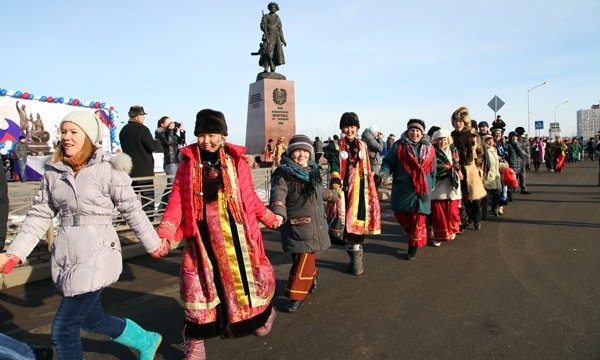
[1, 161, 599, 359]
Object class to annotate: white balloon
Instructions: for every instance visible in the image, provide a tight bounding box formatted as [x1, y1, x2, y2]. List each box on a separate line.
[4, 140, 13, 148]
[0, 148, 7, 155]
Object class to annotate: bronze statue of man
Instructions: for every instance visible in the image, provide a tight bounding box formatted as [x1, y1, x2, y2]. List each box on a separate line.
[259, 2, 286, 73]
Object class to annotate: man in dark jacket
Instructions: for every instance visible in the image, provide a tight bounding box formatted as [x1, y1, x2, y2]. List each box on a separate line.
[13, 136, 29, 182]
[155, 116, 186, 208]
[386, 134, 395, 153]
[506, 131, 531, 200]
[119, 105, 161, 216]
[313, 136, 324, 163]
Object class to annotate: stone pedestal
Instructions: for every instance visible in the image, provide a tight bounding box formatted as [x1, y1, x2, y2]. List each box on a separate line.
[245, 78, 296, 155]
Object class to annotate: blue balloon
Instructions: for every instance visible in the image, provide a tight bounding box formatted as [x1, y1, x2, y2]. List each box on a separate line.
[68, 98, 73, 105]
[40, 96, 47, 101]
[100, 102, 106, 108]
[0, 89, 7, 96]
[58, 97, 64, 103]
[14, 91, 22, 98]
[28, 94, 34, 100]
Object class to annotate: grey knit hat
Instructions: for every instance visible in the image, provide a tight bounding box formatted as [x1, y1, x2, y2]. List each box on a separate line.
[60, 111, 103, 144]
[287, 134, 314, 159]
[407, 119, 425, 133]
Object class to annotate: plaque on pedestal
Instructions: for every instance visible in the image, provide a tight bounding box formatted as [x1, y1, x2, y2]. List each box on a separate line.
[245, 77, 295, 155]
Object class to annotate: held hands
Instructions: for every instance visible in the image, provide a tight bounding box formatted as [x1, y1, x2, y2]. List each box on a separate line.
[273, 214, 284, 229]
[374, 174, 384, 186]
[0, 253, 20, 274]
[150, 238, 170, 259]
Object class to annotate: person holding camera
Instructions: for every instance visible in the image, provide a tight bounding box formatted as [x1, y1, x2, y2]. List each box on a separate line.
[156, 116, 186, 207]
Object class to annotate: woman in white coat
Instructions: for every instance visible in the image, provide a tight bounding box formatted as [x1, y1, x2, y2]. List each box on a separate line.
[0, 111, 169, 359]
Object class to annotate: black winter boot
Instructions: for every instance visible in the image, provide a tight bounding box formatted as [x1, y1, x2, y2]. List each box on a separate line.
[406, 246, 418, 261]
[346, 247, 364, 275]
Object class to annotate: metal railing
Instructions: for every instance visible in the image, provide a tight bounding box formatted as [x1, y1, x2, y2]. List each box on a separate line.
[5, 165, 330, 245]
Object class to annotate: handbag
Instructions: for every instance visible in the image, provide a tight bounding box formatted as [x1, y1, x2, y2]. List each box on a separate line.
[325, 202, 346, 245]
[503, 167, 519, 188]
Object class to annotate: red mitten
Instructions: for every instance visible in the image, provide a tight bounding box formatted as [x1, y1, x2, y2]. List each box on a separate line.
[2, 255, 20, 274]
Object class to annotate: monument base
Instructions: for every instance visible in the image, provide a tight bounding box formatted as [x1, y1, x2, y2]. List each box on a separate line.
[256, 72, 287, 81]
[246, 78, 295, 155]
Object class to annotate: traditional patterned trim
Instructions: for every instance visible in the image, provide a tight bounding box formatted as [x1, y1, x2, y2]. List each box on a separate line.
[289, 217, 311, 225]
[157, 220, 178, 240]
[271, 200, 286, 208]
[179, 297, 221, 310]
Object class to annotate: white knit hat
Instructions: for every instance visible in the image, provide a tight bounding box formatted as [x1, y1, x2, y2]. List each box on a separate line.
[432, 129, 451, 141]
[60, 111, 103, 144]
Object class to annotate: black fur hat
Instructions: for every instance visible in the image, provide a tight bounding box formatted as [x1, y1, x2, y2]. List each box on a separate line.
[339, 112, 360, 129]
[194, 109, 228, 136]
[515, 126, 525, 136]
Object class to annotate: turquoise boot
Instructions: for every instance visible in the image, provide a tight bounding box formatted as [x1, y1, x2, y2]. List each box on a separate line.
[113, 318, 162, 360]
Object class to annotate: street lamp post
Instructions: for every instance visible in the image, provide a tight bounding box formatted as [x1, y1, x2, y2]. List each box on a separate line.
[527, 81, 549, 135]
[553, 100, 568, 137]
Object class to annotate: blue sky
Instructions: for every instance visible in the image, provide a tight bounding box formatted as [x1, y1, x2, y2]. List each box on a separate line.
[1, 0, 598, 145]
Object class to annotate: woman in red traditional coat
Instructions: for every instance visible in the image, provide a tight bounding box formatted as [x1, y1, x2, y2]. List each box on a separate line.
[157, 109, 283, 360]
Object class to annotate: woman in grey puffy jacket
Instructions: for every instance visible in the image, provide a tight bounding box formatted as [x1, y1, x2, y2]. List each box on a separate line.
[0, 111, 170, 360]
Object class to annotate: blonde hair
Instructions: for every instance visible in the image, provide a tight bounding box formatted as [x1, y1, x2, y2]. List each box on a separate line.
[52, 135, 97, 173]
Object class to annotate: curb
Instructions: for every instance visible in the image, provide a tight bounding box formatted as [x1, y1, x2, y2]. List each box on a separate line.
[1, 243, 149, 289]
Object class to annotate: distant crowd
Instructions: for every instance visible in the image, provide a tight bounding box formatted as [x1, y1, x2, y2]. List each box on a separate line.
[2, 105, 600, 360]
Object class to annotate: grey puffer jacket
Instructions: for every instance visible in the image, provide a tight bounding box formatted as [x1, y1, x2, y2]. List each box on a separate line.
[361, 128, 383, 173]
[269, 159, 337, 254]
[7, 149, 161, 297]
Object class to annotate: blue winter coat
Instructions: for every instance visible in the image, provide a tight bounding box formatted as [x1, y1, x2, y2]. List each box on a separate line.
[379, 133, 437, 215]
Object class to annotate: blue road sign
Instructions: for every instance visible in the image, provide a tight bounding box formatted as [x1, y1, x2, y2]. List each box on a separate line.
[535, 120, 544, 130]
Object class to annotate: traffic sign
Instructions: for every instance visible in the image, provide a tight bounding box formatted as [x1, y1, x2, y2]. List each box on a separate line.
[487, 95, 505, 112]
[535, 120, 544, 130]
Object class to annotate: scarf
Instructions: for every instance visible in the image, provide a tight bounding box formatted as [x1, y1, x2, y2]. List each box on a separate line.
[192, 144, 244, 223]
[435, 144, 460, 189]
[398, 134, 435, 201]
[277, 154, 321, 204]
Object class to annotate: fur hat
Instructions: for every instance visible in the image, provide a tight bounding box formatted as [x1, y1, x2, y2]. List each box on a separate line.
[339, 112, 360, 129]
[128, 105, 147, 118]
[515, 126, 525, 136]
[491, 126, 504, 135]
[407, 119, 425, 133]
[287, 134, 314, 159]
[508, 131, 518, 139]
[451, 106, 472, 130]
[478, 121, 489, 128]
[194, 109, 228, 136]
[432, 129, 452, 141]
[60, 111, 103, 144]
[427, 126, 441, 138]
[481, 134, 493, 142]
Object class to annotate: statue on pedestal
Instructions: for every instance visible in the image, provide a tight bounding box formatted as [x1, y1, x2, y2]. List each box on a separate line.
[252, 2, 286, 80]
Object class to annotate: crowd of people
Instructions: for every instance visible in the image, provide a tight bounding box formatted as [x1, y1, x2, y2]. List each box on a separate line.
[0, 105, 599, 360]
